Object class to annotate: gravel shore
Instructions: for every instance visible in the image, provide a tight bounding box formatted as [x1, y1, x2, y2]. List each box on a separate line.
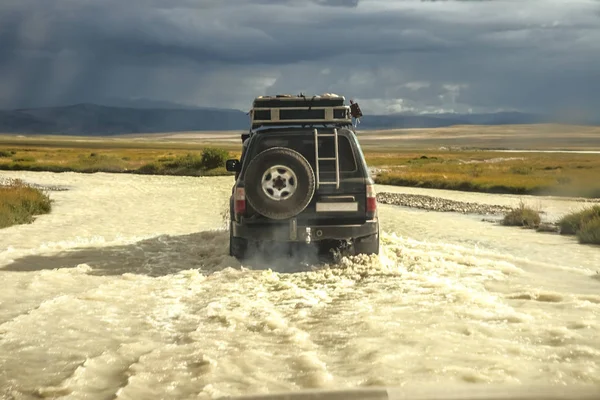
[376, 191, 561, 232]
[376, 192, 513, 215]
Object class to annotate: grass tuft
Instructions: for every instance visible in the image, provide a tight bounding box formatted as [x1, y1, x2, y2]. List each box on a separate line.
[0, 180, 52, 229]
[502, 201, 541, 229]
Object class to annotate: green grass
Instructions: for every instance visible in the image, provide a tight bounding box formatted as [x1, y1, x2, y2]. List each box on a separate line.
[0, 180, 52, 229]
[502, 201, 542, 229]
[557, 206, 600, 244]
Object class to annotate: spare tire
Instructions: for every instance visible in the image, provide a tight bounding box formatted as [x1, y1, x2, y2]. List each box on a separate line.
[244, 147, 316, 220]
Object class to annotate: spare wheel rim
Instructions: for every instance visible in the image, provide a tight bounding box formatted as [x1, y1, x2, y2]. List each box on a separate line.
[261, 165, 298, 201]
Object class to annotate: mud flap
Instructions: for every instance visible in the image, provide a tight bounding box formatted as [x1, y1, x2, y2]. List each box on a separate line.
[353, 232, 379, 255]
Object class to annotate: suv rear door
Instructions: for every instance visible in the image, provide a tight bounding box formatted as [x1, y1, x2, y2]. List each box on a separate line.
[242, 128, 370, 225]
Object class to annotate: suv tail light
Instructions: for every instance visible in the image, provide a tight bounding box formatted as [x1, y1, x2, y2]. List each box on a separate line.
[234, 187, 246, 216]
[366, 183, 377, 217]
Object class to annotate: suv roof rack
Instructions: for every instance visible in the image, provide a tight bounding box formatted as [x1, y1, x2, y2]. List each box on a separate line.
[249, 93, 354, 130]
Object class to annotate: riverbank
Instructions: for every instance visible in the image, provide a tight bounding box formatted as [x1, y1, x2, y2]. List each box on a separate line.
[0, 146, 235, 177]
[377, 190, 599, 245]
[2, 135, 600, 199]
[369, 151, 600, 199]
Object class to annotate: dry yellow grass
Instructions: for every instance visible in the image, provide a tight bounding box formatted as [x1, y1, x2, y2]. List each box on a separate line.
[369, 151, 600, 198]
[501, 201, 542, 229]
[356, 124, 600, 151]
[0, 180, 52, 229]
[0, 146, 238, 176]
[2, 123, 600, 198]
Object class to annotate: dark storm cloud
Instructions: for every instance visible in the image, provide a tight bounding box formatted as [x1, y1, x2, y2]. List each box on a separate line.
[250, 0, 359, 6]
[2, 0, 439, 66]
[0, 0, 599, 115]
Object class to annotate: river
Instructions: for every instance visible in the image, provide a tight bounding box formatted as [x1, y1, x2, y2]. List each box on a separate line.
[0, 171, 598, 399]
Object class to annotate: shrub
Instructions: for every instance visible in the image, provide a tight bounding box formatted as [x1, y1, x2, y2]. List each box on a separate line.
[0, 180, 52, 228]
[200, 147, 229, 170]
[577, 217, 600, 245]
[557, 205, 600, 235]
[502, 201, 541, 229]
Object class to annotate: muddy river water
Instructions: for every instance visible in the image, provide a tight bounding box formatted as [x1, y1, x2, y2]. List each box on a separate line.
[0, 171, 598, 399]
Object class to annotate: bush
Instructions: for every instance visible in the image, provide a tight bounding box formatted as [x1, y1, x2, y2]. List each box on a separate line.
[557, 205, 600, 235]
[0, 180, 52, 229]
[200, 147, 229, 170]
[502, 201, 541, 229]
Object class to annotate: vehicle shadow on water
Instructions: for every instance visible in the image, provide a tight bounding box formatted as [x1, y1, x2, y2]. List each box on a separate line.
[3, 230, 341, 277]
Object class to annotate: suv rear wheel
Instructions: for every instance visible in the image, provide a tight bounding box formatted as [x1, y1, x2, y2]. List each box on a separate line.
[244, 147, 316, 220]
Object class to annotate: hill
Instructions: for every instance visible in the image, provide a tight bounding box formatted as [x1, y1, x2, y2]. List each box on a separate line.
[0, 104, 250, 135]
[0, 103, 598, 135]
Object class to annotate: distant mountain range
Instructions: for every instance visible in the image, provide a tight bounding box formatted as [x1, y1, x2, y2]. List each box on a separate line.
[0, 103, 249, 135]
[1, 103, 598, 135]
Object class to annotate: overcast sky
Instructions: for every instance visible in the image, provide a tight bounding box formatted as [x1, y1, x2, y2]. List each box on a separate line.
[1, 0, 599, 115]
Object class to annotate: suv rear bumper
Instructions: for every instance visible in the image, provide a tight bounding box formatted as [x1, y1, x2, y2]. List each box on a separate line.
[232, 219, 378, 243]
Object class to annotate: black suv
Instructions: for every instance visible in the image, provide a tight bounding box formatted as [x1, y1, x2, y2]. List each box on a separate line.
[225, 94, 379, 260]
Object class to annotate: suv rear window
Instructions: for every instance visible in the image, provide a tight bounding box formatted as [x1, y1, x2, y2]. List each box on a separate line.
[253, 133, 357, 172]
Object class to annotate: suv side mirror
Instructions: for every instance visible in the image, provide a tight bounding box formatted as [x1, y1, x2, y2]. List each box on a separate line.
[226, 159, 240, 172]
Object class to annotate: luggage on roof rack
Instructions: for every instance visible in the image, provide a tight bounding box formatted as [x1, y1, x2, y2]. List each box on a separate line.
[250, 93, 353, 130]
[253, 93, 346, 108]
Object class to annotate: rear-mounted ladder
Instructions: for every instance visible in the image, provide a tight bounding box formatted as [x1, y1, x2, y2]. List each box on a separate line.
[313, 128, 340, 189]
